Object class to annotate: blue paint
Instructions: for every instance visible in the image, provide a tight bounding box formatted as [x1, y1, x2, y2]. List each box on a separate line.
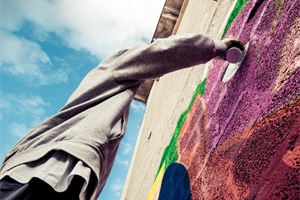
[158, 163, 191, 200]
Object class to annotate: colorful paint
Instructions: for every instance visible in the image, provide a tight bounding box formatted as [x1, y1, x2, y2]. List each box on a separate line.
[147, 0, 300, 199]
[158, 163, 191, 200]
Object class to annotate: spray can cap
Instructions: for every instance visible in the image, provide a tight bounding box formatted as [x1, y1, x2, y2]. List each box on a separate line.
[226, 47, 243, 63]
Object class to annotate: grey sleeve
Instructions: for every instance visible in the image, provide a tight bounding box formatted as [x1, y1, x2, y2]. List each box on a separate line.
[112, 33, 227, 81]
[62, 34, 226, 109]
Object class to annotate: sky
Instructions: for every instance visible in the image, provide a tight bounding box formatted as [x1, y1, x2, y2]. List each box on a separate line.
[0, 0, 165, 199]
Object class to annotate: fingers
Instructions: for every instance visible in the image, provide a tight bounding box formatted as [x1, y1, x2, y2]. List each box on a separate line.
[230, 40, 245, 51]
[222, 38, 245, 51]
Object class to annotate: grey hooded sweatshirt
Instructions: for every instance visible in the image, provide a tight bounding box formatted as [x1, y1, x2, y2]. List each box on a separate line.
[0, 33, 227, 197]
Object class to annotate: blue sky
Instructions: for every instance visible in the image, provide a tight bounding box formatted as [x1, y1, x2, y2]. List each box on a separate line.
[0, 0, 165, 199]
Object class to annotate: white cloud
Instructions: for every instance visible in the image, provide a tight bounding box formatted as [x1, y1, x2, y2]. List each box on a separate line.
[8, 122, 30, 138]
[121, 142, 134, 155]
[0, 30, 68, 85]
[116, 157, 129, 166]
[130, 101, 146, 113]
[0, 97, 11, 108]
[110, 178, 123, 196]
[1, 93, 50, 127]
[2, 0, 165, 59]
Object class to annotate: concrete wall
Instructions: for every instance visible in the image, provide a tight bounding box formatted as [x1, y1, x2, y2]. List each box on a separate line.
[122, 0, 300, 199]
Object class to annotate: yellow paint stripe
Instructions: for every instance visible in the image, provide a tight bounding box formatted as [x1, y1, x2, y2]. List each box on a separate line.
[147, 162, 166, 200]
[270, 0, 285, 31]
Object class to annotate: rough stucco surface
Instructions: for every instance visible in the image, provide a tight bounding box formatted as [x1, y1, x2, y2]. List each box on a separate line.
[122, 0, 300, 199]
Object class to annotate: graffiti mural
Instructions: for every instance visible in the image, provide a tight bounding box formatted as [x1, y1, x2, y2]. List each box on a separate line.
[147, 0, 300, 199]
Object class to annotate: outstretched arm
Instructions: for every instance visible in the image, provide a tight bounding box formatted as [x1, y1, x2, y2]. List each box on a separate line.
[112, 33, 229, 81]
[64, 34, 243, 110]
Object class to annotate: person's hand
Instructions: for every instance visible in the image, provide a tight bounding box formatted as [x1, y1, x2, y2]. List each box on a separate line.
[222, 38, 245, 51]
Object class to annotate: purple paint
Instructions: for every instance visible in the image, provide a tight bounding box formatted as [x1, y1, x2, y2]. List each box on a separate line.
[204, 0, 300, 151]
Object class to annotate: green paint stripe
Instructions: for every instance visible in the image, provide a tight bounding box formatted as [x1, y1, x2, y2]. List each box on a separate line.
[154, 78, 207, 181]
[222, 0, 248, 39]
